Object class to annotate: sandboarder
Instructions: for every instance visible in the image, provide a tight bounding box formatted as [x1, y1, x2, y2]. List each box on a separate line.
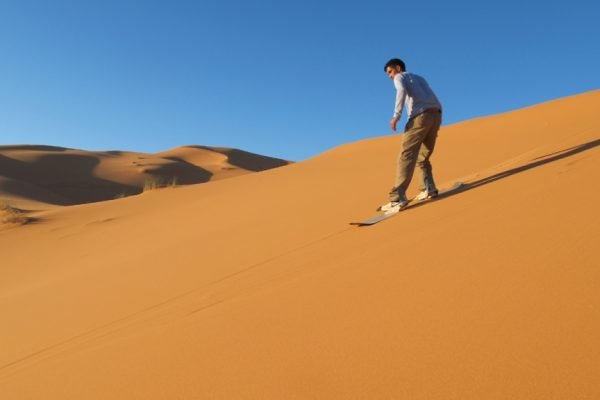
[380, 58, 443, 213]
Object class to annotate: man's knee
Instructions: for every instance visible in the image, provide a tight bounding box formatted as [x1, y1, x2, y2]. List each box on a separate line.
[417, 158, 431, 169]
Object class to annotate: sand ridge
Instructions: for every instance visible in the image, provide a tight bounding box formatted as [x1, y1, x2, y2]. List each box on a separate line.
[0, 145, 290, 208]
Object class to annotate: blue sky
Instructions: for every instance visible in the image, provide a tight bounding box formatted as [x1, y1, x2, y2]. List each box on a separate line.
[1, 0, 598, 160]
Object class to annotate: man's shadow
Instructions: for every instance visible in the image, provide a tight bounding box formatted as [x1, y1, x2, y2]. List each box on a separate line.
[410, 137, 599, 208]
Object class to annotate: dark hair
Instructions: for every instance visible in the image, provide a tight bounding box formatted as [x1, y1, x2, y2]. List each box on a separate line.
[384, 58, 406, 72]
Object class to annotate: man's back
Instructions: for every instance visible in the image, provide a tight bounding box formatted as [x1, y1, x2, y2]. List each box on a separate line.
[394, 72, 441, 120]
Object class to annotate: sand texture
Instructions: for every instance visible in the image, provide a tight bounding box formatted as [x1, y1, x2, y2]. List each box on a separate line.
[0, 90, 599, 399]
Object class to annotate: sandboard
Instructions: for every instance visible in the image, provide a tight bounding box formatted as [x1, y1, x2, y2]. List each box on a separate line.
[350, 182, 464, 226]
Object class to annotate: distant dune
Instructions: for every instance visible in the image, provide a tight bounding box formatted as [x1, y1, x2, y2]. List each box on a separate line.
[0, 90, 598, 399]
[0, 145, 290, 207]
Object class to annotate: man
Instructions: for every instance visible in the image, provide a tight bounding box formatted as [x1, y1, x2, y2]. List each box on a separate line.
[380, 58, 443, 212]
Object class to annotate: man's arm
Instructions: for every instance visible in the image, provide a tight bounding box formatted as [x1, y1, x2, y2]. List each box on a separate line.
[390, 76, 406, 131]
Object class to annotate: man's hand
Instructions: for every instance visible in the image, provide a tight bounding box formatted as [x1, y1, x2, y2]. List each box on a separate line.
[389, 117, 399, 132]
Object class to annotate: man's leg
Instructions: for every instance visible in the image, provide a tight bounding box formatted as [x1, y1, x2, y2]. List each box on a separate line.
[416, 110, 442, 193]
[388, 111, 436, 202]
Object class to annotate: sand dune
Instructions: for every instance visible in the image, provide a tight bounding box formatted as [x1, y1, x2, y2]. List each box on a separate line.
[0, 145, 290, 208]
[0, 90, 598, 399]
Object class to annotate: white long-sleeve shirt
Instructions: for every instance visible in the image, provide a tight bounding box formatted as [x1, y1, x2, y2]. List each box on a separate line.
[393, 72, 442, 121]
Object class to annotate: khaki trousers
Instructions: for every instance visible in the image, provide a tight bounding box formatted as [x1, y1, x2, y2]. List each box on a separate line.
[389, 108, 441, 202]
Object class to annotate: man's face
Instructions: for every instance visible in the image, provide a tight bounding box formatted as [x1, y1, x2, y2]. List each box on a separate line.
[385, 65, 402, 80]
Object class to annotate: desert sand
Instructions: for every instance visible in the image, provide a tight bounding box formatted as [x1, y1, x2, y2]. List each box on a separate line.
[0, 90, 598, 399]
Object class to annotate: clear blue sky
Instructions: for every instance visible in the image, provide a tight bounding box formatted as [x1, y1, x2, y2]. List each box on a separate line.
[1, 0, 598, 160]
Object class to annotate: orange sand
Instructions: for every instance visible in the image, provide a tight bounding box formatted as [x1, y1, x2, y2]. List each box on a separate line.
[0, 90, 598, 399]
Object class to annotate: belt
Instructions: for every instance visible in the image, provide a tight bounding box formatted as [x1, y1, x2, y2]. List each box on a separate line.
[409, 107, 442, 121]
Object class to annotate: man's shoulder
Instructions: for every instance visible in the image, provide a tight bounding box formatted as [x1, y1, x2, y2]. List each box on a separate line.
[405, 72, 426, 80]
[394, 72, 413, 84]
[393, 73, 404, 88]
[398, 72, 425, 83]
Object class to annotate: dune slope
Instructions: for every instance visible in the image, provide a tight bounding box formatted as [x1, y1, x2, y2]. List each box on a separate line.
[0, 90, 598, 399]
